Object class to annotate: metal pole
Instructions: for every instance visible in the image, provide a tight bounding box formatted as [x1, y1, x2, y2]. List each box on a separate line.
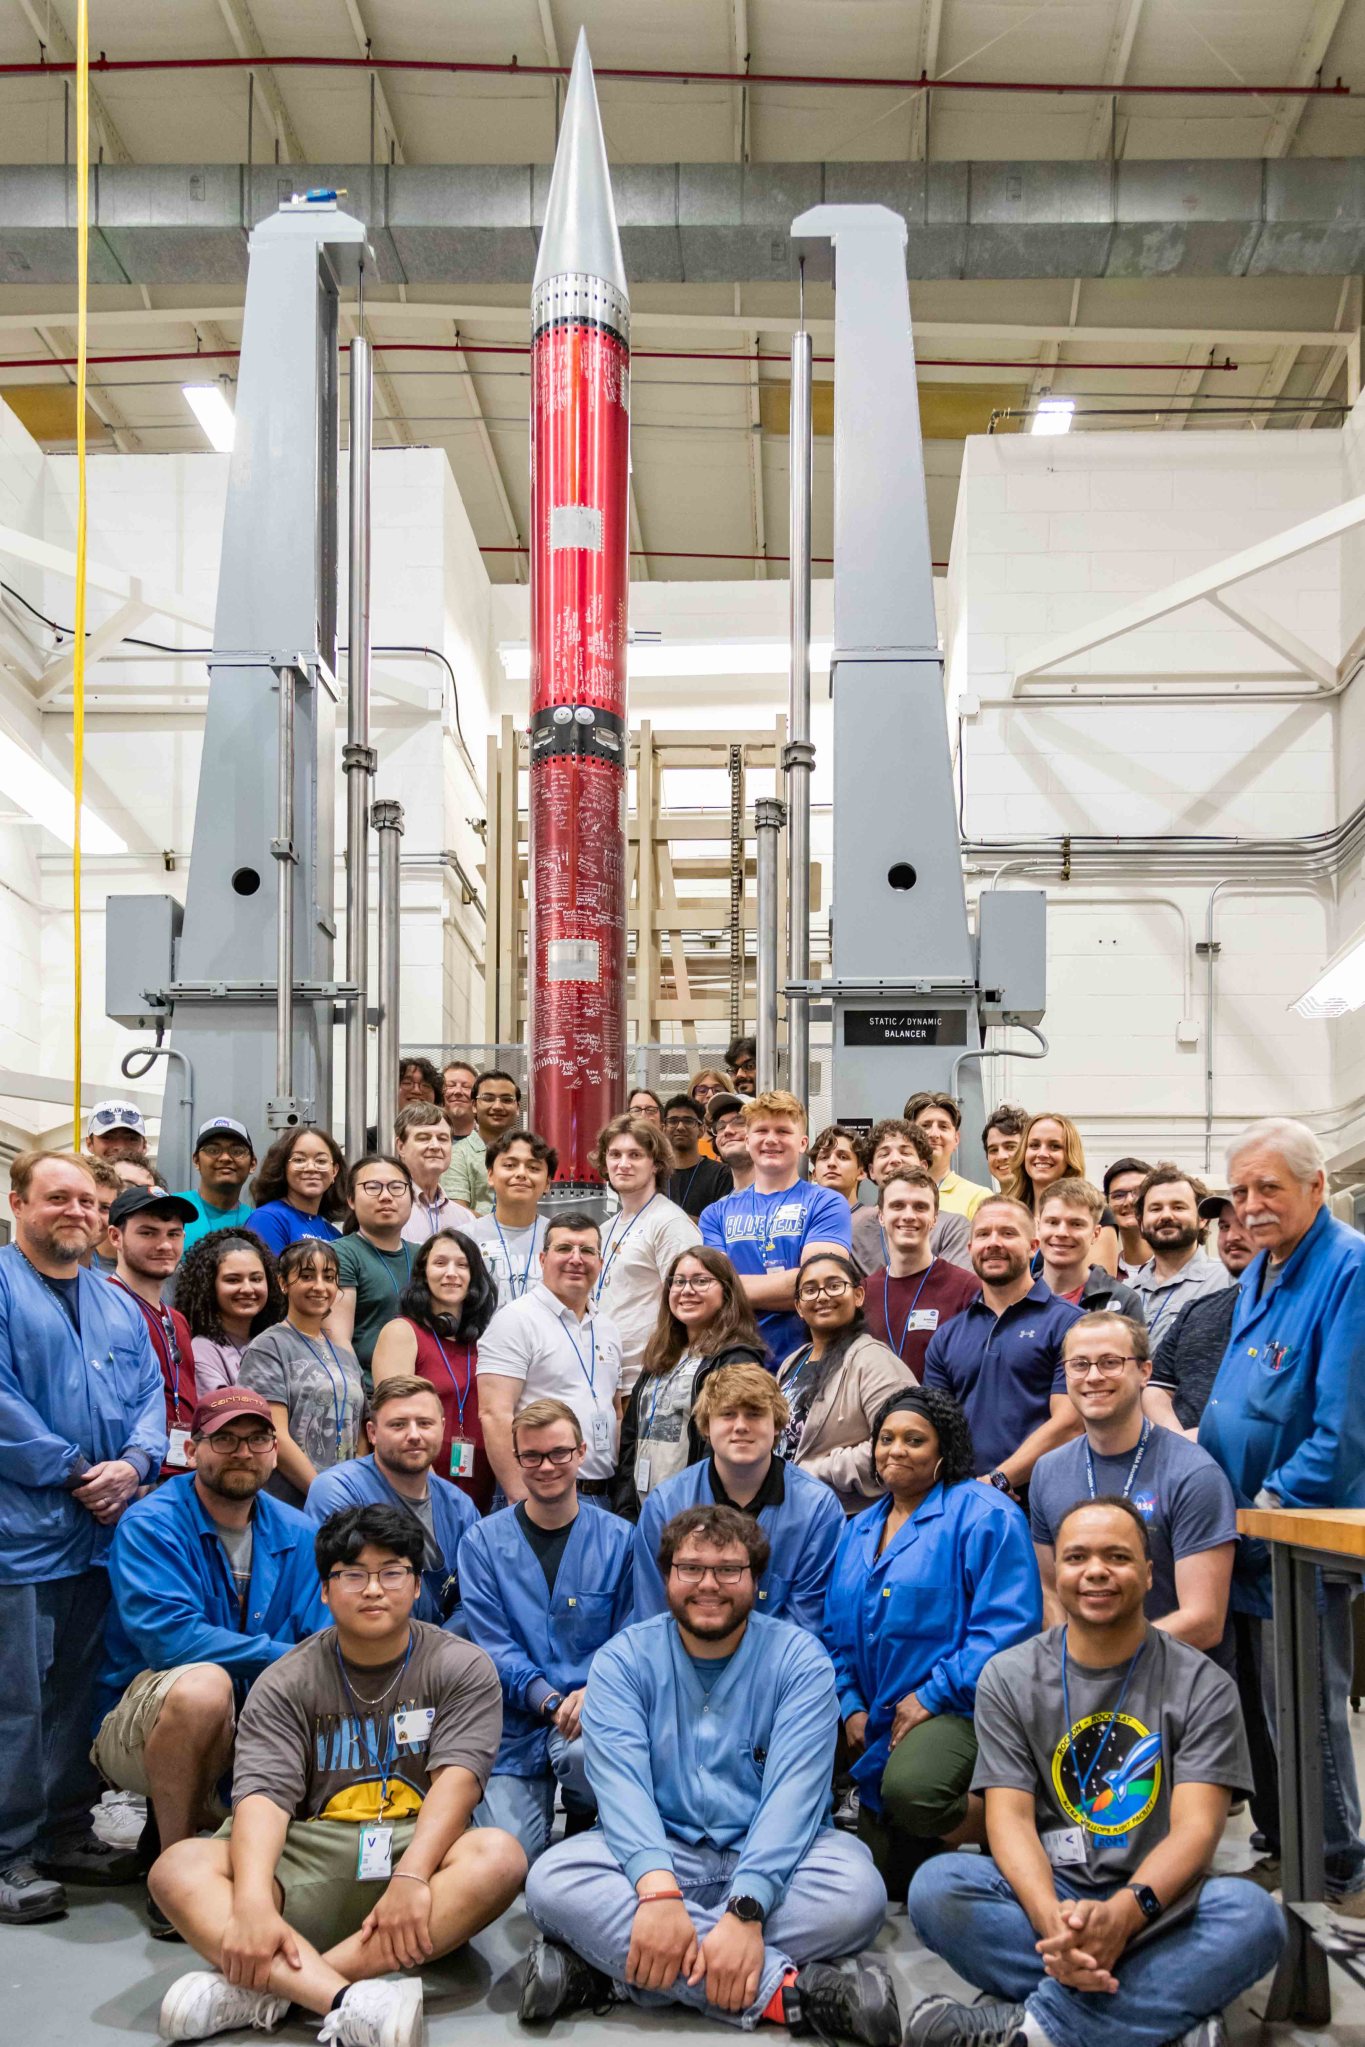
[344, 336, 375, 1160]
[784, 324, 814, 1105]
[373, 797, 404, 1146]
[272, 665, 296, 1110]
[755, 796, 786, 1092]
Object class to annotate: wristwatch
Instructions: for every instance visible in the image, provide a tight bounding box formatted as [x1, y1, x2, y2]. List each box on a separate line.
[725, 1894, 766, 1925]
[988, 1470, 1014, 1495]
[1126, 1882, 1162, 1924]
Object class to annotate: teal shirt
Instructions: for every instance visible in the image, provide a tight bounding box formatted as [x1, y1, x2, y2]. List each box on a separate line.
[177, 1190, 255, 1252]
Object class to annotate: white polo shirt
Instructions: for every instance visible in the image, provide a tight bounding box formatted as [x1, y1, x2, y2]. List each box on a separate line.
[595, 1193, 702, 1394]
[476, 1282, 624, 1478]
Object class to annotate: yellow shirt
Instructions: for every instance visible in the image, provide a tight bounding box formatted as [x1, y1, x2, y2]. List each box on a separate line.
[937, 1169, 992, 1220]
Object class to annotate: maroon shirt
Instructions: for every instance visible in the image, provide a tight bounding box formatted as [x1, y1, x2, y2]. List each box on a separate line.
[408, 1319, 494, 1516]
[108, 1276, 197, 1474]
[861, 1259, 982, 1382]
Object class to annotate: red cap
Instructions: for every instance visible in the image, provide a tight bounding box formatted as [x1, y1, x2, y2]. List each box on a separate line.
[190, 1386, 275, 1438]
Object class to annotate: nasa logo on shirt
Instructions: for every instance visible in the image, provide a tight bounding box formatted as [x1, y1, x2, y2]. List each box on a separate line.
[1131, 1491, 1158, 1521]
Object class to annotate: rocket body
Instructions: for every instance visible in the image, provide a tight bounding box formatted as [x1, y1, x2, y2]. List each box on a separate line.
[528, 37, 630, 1184]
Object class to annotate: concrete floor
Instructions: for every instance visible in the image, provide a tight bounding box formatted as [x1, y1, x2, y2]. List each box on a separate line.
[3, 1791, 1364, 2044]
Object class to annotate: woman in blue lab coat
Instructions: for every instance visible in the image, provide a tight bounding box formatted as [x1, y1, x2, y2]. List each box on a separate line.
[824, 1386, 1041, 1898]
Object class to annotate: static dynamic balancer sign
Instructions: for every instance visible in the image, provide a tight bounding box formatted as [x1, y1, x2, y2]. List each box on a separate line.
[842, 1009, 969, 1047]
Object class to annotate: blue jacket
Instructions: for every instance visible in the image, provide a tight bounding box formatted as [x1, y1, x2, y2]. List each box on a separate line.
[632, 1456, 844, 1633]
[583, 1611, 839, 1915]
[823, 1484, 1041, 1812]
[460, 1504, 634, 1777]
[305, 1455, 478, 1629]
[0, 1247, 166, 1584]
[1200, 1207, 1365, 1615]
[100, 1474, 324, 1716]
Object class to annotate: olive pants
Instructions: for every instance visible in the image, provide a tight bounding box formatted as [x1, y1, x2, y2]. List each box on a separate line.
[856, 1712, 978, 1902]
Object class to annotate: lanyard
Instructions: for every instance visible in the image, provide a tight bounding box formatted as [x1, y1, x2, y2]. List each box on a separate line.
[431, 1332, 474, 1435]
[420, 1194, 447, 1237]
[1085, 1418, 1152, 1501]
[750, 1185, 796, 1256]
[642, 1354, 691, 1442]
[596, 1193, 658, 1296]
[1060, 1636, 1146, 1809]
[561, 1311, 597, 1396]
[366, 1237, 412, 1299]
[297, 1328, 350, 1457]
[333, 1629, 413, 1817]
[674, 1164, 701, 1212]
[493, 1216, 539, 1298]
[112, 1278, 187, 1422]
[884, 1260, 936, 1359]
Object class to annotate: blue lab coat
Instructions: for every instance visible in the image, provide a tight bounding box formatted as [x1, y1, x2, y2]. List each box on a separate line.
[1200, 1206, 1365, 1615]
[100, 1472, 324, 1716]
[461, 1503, 634, 1776]
[582, 1610, 839, 1914]
[306, 1454, 478, 1628]
[0, 1246, 166, 1584]
[823, 1483, 1042, 1813]
[632, 1455, 844, 1633]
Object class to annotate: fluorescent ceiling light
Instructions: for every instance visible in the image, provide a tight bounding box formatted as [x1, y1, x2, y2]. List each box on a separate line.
[0, 728, 127, 855]
[1292, 929, 1365, 1019]
[1031, 397, 1075, 438]
[182, 382, 236, 453]
[498, 639, 834, 682]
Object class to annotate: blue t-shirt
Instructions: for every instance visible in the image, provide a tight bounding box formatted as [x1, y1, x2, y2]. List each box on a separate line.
[247, 1202, 341, 1258]
[176, 1190, 256, 1253]
[699, 1181, 853, 1363]
[922, 1279, 1083, 1475]
[1029, 1424, 1238, 1669]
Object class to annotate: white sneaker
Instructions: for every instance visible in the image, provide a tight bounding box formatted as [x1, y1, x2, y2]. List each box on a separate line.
[159, 1970, 289, 2041]
[316, 1979, 424, 2047]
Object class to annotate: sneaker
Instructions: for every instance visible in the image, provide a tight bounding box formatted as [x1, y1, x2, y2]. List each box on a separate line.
[94, 1788, 149, 1851]
[1249, 1830, 1270, 1853]
[903, 1994, 1028, 2046]
[158, 1971, 289, 2040]
[833, 1787, 861, 1832]
[520, 1936, 613, 2023]
[0, 1856, 66, 1925]
[35, 1830, 143, 1886]
[1168, 2017, 1228, 2047]
[790, 1954, 900, 2047]
[316, 1979, 424, 2047]
[146, 1892, 184, 1942]
[1238, 1855, 1281, 1893]
[1327, 1886, 1365, 1921]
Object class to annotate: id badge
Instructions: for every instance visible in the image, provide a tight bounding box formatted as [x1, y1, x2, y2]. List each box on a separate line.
[1041, 1826, 1086, 1868]
[592, 1415, 612, 1452]
[166, 1426, 193, 1468]
[634, 1453, 651, 1495]
[393, 1706, 435, 1748]
[356, 1823, 393, 1880]
[906, 1310, 940, 1333]
[449, 1438, 477, 1480]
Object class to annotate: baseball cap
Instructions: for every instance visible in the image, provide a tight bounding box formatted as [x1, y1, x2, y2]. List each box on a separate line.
[108, 1186, 198, 1230]
[191, 1386, 275, 1438]
[706, 1091, 747, 1129]
[194, 1115, 254, 1152]
[1198, 1188, 1234, 1221]
[87, 1098, 146, 1138]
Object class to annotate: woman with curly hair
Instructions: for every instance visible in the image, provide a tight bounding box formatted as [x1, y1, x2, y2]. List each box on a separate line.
[177, 1227, 284, 1393]
[824, 1385, 1042, 1898]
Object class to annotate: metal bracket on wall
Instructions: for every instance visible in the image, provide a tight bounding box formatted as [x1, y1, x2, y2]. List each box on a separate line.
[165, 980, 360, 1002]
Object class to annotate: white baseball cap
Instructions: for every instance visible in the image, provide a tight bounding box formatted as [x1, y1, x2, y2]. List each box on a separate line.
[86, 1098, 147, 1138]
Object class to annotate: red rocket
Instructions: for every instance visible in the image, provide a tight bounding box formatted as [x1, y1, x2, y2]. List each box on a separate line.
[529, 31, 630, 1185]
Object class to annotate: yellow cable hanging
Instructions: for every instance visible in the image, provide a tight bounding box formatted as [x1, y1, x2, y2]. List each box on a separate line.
[71, 1, 90, 1150]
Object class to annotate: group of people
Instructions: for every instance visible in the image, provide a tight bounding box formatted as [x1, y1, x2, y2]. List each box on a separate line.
[5, 1052, 1363, 2047]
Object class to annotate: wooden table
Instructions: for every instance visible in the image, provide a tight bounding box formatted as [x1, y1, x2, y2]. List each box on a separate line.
[1237, 1505, 1365, 2023]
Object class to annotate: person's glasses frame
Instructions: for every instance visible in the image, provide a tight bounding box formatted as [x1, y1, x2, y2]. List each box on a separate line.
[327, 1563, 416, 1592]
[670, 1560, 752, 1586]
[1063, 1354, 1138, 1379]
[514, 1444, 579, 1468]
[197, 1429, 276, 1454]
[797, 1276, 852, 1302]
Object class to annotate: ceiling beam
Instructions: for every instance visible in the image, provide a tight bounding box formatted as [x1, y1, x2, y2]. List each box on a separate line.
[15, 0, 133, 165]
[449, 330, 524, 581]
[745, 330, 766, 579]
[35, 323, 141, 451]
[341, 0, 407, 163]
[1085, 0, 1146, 159]
[910, 0, 944, 161]
[732, 0, 750, 164]
[214, 0, 307, 164]
[1263, 0, 1348, 158]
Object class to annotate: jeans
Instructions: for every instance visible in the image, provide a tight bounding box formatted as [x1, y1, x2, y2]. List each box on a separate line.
[0, 1571, 111, 1859]
[475, 1731, 594, 1862]
[908, 1854, 1285, 2047]
[527, 1827, 888, 2029]
[1258, 1576, 1365, 1892]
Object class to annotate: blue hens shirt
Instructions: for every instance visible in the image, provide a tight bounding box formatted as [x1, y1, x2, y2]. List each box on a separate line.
[922, 1277, 1082, 1474]
[699, 1181, 852, 1363]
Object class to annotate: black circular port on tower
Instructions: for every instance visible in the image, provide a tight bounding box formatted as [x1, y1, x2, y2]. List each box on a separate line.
[887, 863, 918, 892]
[231, 867, 262, 897]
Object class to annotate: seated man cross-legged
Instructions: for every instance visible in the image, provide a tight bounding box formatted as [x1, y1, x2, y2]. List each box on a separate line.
[461, 1397, 634, 1859]
[905, 1496, 1285, 2047]
[151, 1504, 526, 2047]
[522, 1503, 898, 2042]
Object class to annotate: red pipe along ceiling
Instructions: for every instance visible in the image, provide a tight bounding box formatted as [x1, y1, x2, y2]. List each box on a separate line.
[0, 346, 1241, 375]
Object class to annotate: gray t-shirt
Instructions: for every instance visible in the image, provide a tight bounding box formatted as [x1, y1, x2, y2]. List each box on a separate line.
[635, 1351, 706, 1498]
[409, 1492, 442, 1571]
[238, 1324, 366, 1508]
[217, 1522, 255, 1608]
[972, 1623, 1251, 1896]
[852, 1203, 972, 1274]
[1030, 1426, 1238, 1668]
[231, 1621, 503, 1823]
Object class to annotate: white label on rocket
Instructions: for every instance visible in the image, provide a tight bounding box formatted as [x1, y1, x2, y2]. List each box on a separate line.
[548, 939, 601, 982]
[551, 504, 603, 552]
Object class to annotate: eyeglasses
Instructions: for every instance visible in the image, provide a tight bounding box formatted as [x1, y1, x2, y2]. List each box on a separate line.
[1063, 1355, 1138, 1378]
[514, 1445, 579, 1468]
[327, 1564, 415, 1591]
[357, 1179, 409, 1198]
[670, 1273, 720, 1293]
[202, 1429, 276, 1455]
[670, 1561, 751, 1586]
[199, 1140, 253, 1160]
[797, 1276, 852, 1302]
[477, 1093, 520, 1108]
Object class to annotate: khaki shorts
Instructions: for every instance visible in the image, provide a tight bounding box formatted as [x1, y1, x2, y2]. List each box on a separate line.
[91, 1663, 232, 1805]
[214, 1815, 421, 1953]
